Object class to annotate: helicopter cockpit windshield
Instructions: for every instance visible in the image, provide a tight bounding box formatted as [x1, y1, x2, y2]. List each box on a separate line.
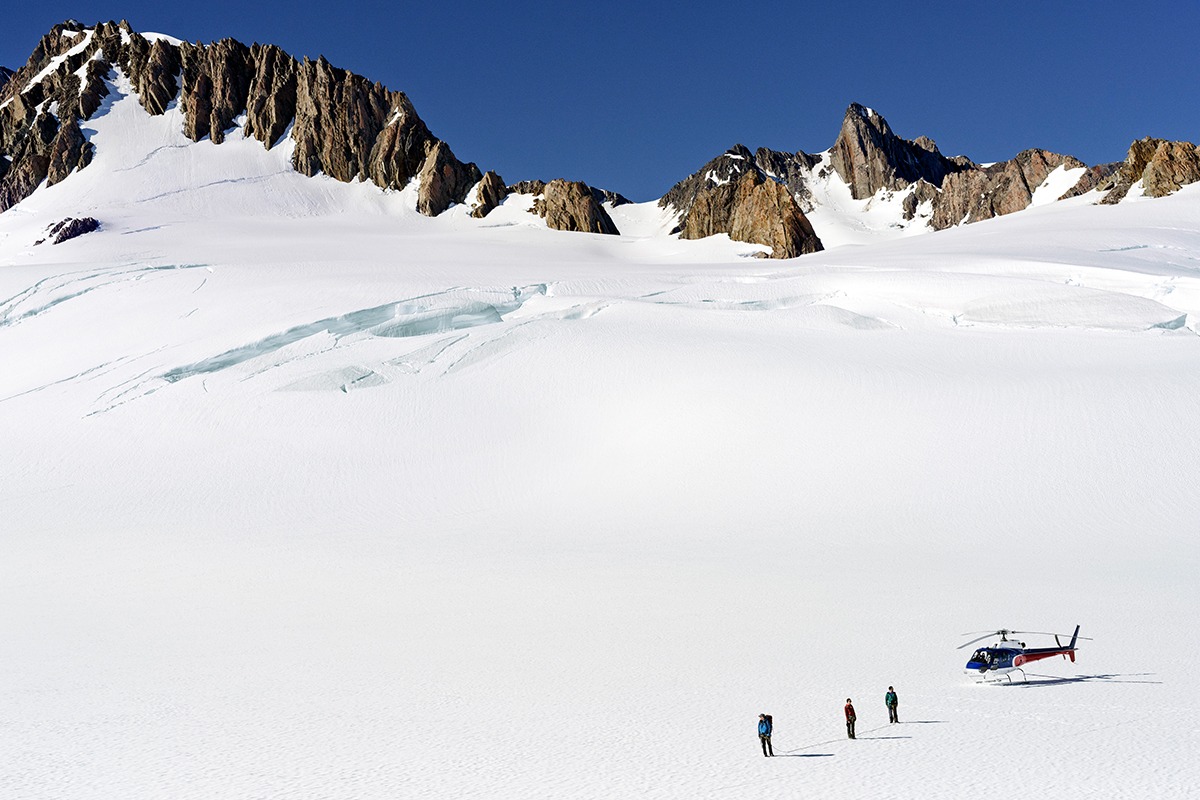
[969, 649, 991, 664]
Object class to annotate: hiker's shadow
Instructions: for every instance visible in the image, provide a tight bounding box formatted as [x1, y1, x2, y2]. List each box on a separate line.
[776, 753, 834, 758]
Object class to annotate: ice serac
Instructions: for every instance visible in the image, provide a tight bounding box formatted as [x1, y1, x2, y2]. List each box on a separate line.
[533, 179, 620, 235]
[1099, 137, 1200, 204]
[931, 149, 1086, 230]
[829, 103, 968, 199]
[660, 145, 823, 258]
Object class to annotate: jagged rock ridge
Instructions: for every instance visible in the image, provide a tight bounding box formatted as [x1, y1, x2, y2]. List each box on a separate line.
[0, 20, 483, 217]
[5, 21, 1200, 258]
[662, 103, 1200, 245]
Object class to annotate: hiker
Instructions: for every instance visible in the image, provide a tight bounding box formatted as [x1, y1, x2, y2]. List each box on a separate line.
[844, 698, 856, 739]
[885, 686, 899, 723]
[758, 713, 774, 757]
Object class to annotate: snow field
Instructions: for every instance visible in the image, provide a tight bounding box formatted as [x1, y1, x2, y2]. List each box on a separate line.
[1, 64, 1200, 799]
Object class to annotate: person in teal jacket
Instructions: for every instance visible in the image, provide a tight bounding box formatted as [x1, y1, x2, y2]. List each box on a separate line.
[758, 713, 774, 756]
[885, 687, 899, 723]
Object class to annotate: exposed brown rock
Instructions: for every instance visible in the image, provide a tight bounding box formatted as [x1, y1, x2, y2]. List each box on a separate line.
[243, 44, 297, 148]
[417, 140, 482, 216]
[1099, 137, 1200, 204]
[680, 171, 821, 258]
[130, 38, 181, 116]
[78, 58, 111, 119]
[931, 149, 1084, 230]
[753, 146, 821, 211]
[508, 179, 547, 196]
[902, 179, 939, 221]
[0, 112, 58, 211]
[179, 39, 253, 144]
[46, 116, 92, 185]
[660, 145, 822, 257]
[367, 94, 433, 188]
[829, 103, 966, 199]
[470, 170, 508, 218]
[1141, 141, 1200, 197]
[533, 179, 620, 235]
[36, 216, 100, 244]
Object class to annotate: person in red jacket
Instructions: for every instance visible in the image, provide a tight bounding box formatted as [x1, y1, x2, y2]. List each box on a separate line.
[844, 698, 857, 739]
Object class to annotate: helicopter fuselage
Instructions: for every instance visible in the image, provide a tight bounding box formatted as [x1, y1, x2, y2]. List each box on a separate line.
[964, 644, 1076, 676]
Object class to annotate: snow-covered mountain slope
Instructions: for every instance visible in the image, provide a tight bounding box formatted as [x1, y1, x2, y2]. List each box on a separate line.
[4, 27, 1200, 800]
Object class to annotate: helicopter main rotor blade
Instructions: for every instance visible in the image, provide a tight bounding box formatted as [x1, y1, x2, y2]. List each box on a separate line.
[957, 633, 996, 650]
[1010, 630, 1095, 641]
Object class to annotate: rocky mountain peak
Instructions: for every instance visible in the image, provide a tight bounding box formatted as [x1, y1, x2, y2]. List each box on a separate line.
[829, 102, 968, 199]
[0, 20, 484, 217]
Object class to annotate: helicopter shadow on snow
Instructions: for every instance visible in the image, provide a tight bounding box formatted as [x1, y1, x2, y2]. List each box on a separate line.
[1003, 672, 1161, 688]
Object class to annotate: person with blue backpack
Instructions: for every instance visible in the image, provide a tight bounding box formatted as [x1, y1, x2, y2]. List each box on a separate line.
[758, 713, 774, 756]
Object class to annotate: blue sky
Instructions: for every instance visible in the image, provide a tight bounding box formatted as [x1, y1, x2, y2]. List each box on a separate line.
[4, 1, 1198, 200]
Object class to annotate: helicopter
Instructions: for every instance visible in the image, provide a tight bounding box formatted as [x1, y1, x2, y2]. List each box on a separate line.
[958, 626, 1090, 682]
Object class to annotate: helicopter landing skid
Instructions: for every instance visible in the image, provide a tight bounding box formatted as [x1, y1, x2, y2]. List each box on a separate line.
[975, 668, 1027, 684]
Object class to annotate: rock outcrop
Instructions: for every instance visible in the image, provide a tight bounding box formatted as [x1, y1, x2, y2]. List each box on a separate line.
[533, 179, 620, 235]
[678, 170, 821, 258]
[829, 103, 969, 199]
[660, 145, 823, 258]
[470, 170, 508, 218]
[417, 140, 482, 216]
[930, 149, 1085, 230]
[1099, 137, 1200, 204]
[0, 67, 14, 93]
[35, 216, 100, 244]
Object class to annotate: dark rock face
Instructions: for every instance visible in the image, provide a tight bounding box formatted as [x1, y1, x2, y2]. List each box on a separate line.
[242, 44, 295, 148]
[292, 55, 390, 182]
[367, 94, 434, 188]
[753, 146, 822, 211]
[126, 37, 181, 116]
[591, 186, 631, 207]
[1099, 137, 1200, 204]
[508, 179, 547, 196]
[0, 67, 14, 93]
[36, 216, 100, 244]
[931, 149, 1085, 230]
[534, 179, 620, 235]
[902, 179, 939, 221]
[470, 170, 508, 218]
[829, 103, 968, 199]
[417, 140, 482, 216]
[46, 116, 93, 185]
[660, 145, 822, 258]
[179, 39, 253, 144]
[0, 20, 486, 220]
[679, 171, 821, 258]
